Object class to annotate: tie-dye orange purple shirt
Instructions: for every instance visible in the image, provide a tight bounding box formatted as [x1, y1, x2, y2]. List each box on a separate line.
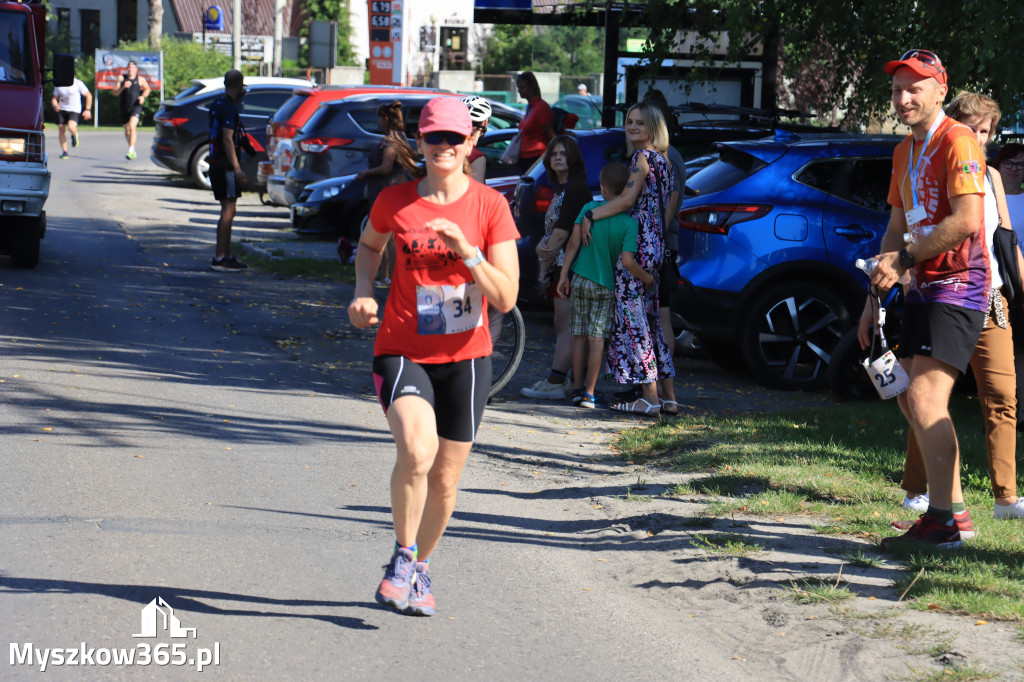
[887, 115, 990, 311]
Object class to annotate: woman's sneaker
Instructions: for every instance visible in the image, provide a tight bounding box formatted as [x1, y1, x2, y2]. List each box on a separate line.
[994, 499, 1024, 519]
[901, 493, 930, 512]
[404, 562, 435, 617]
[521, 378, 569, 400]
[211, 256, 247, 272]
[375, 548, 416, 611]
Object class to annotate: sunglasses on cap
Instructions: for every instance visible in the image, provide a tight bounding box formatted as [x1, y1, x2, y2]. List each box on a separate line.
[422, 131, 467, 146]
[900, 49, 946, 75]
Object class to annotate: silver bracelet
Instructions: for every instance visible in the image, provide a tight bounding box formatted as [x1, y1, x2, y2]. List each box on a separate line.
[463, 247, 485, 269]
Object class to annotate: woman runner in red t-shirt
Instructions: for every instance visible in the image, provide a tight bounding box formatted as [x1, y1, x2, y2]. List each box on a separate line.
[348, 97, 520, 617]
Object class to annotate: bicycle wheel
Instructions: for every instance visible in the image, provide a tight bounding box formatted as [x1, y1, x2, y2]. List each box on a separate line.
[488, 305, 525, 398]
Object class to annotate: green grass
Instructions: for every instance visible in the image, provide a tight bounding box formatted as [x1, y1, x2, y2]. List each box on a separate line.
[786, 577, 856, 605]
[613, 396, 1024, 621]
[243, 249, 354, 282]
[898, 665, 1000, 681]
[690, 532, 765, 558]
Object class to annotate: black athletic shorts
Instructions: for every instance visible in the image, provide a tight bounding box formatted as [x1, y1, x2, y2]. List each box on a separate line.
[372, 355, 492, 443]
[209, 162, 241, 202]
[56, 111, 80, 125]
[896, 302, 985, 374]
[120, 104, 142, 125]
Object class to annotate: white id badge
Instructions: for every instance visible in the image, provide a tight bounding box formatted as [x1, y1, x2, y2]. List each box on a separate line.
[862, 350, 910, 400]
[905, 205, 927, 226]
[416, 283, 484, 335]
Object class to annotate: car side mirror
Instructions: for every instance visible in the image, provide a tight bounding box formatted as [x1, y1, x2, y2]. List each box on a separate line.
[52, 54, 75, 88]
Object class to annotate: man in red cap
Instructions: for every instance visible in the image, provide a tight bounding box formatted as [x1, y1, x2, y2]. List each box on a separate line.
[858, 50, 989, 549]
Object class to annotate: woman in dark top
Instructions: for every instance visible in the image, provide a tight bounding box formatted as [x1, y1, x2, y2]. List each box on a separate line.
[521, 135, 593, 400]
[356, 102, 418, 285]
[515, 71, 556, 174]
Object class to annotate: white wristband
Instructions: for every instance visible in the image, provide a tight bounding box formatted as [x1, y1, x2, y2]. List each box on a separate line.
[463, 247, 485, 269]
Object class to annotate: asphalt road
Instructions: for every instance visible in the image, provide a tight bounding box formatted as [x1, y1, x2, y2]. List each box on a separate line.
[0, 131, 748, 680]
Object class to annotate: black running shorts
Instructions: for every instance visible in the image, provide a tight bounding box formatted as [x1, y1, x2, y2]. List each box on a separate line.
[120, 104, 143, 125]
[56, 111, 80, 126]
[896, 302, 985, 374]
[209, 162, 241, 202]
[372, 355, 492, 443]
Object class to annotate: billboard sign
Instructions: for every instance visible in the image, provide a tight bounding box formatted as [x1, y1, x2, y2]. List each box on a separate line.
[94, 50, 162, 91]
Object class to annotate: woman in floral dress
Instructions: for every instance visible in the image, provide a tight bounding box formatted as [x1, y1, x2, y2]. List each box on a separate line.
[579, 102, 675, 416]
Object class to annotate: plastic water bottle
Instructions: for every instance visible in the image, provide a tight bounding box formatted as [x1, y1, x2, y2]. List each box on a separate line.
[855, 257, 878, 274]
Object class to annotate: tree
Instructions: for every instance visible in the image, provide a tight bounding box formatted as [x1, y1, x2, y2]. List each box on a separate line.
[478, 25, 533, 75]
[533, 26, 604, 76]
[299, 0, 358, 68]
[623, 0, 1024, 128]
[148, 0, 162, 50]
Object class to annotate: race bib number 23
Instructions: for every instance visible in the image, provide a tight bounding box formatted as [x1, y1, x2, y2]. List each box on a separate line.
[417, 283, 484, 335]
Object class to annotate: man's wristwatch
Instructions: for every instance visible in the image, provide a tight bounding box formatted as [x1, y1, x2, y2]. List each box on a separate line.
[463, 247, 485, 269]
[584, 210, 594, 223]
[898, 248, 916, 270]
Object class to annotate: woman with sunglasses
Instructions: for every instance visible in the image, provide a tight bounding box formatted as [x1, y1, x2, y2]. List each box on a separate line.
[348, 97, 520, 617]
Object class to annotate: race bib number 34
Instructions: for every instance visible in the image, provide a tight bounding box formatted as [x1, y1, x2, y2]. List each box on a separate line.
[417, 283, 484, 335]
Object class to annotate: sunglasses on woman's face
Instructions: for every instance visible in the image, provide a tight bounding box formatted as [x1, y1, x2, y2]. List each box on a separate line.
[422, 131, 467, 146]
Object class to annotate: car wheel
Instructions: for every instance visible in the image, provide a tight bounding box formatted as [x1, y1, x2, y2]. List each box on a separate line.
[11, 213, 43, 268]
[741, 282, 850, 390]
[826, 328, 878, 401]
[189, 146, 212, 190]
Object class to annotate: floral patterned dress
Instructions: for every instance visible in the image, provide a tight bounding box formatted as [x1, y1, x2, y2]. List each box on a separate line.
[605, 149, 675, 385]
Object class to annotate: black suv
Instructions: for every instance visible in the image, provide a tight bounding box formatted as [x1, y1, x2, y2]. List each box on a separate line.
[284, 93, 522, 205]
[151, 83, 300, 190]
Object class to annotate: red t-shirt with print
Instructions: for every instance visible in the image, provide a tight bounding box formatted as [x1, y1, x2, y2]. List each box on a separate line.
[369, 179, 520, 363]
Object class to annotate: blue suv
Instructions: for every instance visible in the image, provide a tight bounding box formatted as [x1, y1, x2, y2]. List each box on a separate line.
[676, 133, 902, 390]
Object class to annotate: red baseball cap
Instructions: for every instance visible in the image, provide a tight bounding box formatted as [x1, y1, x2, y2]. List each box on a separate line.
[884, 49, 948, 86]
[418, 97, 472, 137]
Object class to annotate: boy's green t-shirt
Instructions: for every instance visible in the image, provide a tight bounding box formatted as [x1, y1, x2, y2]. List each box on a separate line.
[571, 200, 639, 289]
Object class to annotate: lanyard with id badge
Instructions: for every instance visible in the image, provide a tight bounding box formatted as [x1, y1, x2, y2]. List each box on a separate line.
[863, 286, 909, 399]
[903, 111, 944, 230]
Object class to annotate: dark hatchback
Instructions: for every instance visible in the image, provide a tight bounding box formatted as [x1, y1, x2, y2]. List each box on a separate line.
[150, 83, 300, 191]
[291, 128, 521, 238]
[284, 93, 522, 208]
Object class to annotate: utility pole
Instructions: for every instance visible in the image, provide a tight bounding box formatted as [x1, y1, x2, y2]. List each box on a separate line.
[232, 0, 241, 70]
[273, 0, 285, 76]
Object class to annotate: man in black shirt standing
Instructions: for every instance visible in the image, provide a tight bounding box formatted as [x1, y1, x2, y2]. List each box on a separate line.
[208, 70, 248, 272]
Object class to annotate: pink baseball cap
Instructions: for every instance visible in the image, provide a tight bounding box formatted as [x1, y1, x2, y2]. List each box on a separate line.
[418, 97, 473, 137]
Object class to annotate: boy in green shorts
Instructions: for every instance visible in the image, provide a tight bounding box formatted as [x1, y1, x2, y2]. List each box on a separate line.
[557, 162, 653, 408]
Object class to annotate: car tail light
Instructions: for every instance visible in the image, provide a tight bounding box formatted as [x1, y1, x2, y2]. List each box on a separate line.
[276, 124, 298, 139]
[281, 147, 293, 173]
[243, 132, 265, 153]
[154, 114, 188, 127]
[532, 185, 555, 213]
[679, 204, 772, 235]
[298, 137, 353, 153]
